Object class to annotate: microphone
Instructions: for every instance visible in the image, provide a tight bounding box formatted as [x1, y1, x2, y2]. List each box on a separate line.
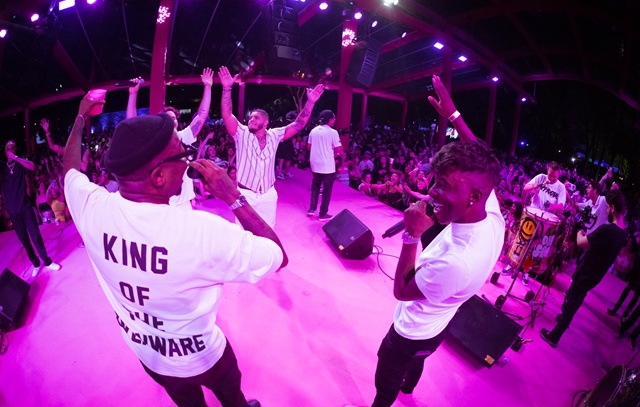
[382, 197, 434, 239]
[114, 79, 144, 87]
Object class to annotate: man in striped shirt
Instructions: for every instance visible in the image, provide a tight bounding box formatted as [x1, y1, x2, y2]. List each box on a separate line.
[218, 66, 325, 227]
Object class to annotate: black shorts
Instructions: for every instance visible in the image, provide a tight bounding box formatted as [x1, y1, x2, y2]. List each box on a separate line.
[276, 139, 295, 160]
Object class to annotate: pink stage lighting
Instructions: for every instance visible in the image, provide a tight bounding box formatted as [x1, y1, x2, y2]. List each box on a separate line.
[0, 29, 6, 38]
[319, 2, 328, 10]
[31, 14, 40, 23]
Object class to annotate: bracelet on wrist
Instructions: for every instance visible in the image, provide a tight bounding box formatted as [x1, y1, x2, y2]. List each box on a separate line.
[222, 88, 232, 92]
[402, 231, 421, 245]
[448, 110, 461, 122]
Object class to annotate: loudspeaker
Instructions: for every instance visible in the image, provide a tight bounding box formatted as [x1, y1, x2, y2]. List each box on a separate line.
[322, 209, 374, 260]
[0, 269, 30, 332]
[346, 38, 382, 88]
[447, 295, 522, 368]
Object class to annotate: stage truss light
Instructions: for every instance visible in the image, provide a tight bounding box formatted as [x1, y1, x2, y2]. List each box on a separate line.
[0, 29, 6, 38]
[383, 0, 399, 6]
[319, 2, 328, 10]
[458, 55, 467, 62]
[354, 11, 362, 20]
[31, 14, 40, 23]
[492, 76, 499, 82]
[59, 0, 76, 11]
[371, 19, 378, 27]
[434, 42, 443, 49]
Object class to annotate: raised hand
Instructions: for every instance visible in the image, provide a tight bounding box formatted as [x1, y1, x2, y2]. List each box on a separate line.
[306, 84, 325, 103]
[201, 67, 214, 87]
[217, 66, 238, 89]
[78, 92, 105, 118]
[404, 199, 434, 238]
[427, 75, 457, 118]
[40, 118, 50, 133]
[129, 77, 143, 95]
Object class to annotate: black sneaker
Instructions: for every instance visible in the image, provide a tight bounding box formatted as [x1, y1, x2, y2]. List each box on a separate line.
[540, 328, 558, 348]
[318, 213, 333, 221]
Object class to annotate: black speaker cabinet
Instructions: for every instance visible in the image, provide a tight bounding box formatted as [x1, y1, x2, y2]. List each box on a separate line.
[0, 268, 30, 332]
[346, 38, 382, 88]
[322, 209, 374, 260]
[447, 295, 522, 368]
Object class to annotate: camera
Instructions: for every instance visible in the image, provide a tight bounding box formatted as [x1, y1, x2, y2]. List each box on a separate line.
[576, 205, 597, 232]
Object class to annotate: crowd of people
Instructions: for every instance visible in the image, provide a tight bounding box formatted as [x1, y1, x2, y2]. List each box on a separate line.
[1, 70, 640, 406]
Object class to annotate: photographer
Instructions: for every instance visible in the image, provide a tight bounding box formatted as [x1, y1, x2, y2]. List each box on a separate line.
[540, 189, 628, 348]
[574, 180, 609, 235]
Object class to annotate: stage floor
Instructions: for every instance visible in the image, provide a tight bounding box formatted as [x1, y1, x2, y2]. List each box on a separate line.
[0, 167, 637, 407]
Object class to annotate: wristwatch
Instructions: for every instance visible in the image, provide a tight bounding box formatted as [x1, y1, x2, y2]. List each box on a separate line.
[229, 194, 248, 210]
[402, 231, 421, 245]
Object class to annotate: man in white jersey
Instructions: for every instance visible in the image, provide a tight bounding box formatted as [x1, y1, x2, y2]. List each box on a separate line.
[126, 68, 214, 210]
[575, 180, 609, 235]
[307, 109, 343, 220]
[63, 94, 287, 407]
[347, 75, 504, 407]
[523, 161, 567, 214]
[218, 66, 325, 227]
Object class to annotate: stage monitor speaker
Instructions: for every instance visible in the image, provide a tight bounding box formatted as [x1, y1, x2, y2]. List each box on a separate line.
[447, 295, 522, 368]
[322, 209, 374, 260]
[0, 268, 30, 332]
[346, 38, 382, 88]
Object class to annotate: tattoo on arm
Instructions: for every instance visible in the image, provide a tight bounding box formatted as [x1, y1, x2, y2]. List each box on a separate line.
[222, 93, 233, 115]
[291, 106, 311, 132]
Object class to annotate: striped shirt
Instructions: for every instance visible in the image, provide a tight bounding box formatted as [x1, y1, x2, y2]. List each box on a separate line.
[233, 123, 285, 193]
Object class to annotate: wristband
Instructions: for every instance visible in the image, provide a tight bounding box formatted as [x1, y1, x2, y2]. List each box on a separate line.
[76, 115, 85, 126]
[402, 231, 421, 245]
[448, 110, 461, 122]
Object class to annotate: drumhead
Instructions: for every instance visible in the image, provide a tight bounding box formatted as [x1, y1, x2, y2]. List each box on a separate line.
[583, 365, 625, 407]
[525, 206, 561, 224]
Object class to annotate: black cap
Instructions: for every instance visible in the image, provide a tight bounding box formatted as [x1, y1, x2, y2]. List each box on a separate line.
[104, 114, 175, 177]
[319, 109, 335, 125]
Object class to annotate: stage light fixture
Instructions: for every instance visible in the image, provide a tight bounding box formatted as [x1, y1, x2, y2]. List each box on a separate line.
[0, 29, 6, 38]
[354, 11, 362, 20]
[31, 14, 40, 23]
[521, 97, 527, 102]
[401, 31, 407, 38]
[319, 2, 328, 10]
[383, 0, 399, 6]
[434, 42, 443, 49]
[87, 0, 97, 4]
[458, 55, 467, 62]
[371, 19, 378, 27]
[59, 0, 76, 11]
[492, 76, 499, 82]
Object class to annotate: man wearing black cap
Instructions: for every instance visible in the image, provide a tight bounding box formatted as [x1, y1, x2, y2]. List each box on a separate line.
[63, 94, 287, 407]
[307, 109, 342, 221]
[218, 66, 325, 227]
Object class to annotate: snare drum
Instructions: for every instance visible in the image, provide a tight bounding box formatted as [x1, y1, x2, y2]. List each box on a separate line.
[582, 365, 640, 407]
[507, 206, 561, 272]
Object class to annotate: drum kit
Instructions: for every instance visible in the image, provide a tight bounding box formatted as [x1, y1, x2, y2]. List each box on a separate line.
[492, 205, 565, 317]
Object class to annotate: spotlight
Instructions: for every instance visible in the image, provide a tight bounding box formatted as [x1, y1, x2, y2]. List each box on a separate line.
[521, 97, 527, 102]
[434, 42, 443, 49]
[458, 55, 467, 62]
[492, 76, 499, 82]
[0, 29, 6, 38]
[383, 0, 399, 6]
[319, 2, 328, 10]
[31, 14, 40, 23]
[87, 0, 97, 4]
[59, 0, 76, 11]
[371, 20, 378, 28]
[354, 11, 362, 20]
[401, 31, 407, 38]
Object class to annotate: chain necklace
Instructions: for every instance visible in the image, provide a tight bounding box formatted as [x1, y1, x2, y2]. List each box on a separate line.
[7, 161, 16, 175]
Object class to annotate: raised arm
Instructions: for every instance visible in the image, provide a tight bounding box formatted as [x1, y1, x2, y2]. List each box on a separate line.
[125, 77, 143, 119]
[63, 94, 104, 176]
[188, 68, 214, 136]
[40, 119, 65, 155]
[218, 66, 240, 137]
[283, 84, 325, 140]
[197, 132, 215, 160]
[6, 151, 35, 171]
[428, 75, 476, 143]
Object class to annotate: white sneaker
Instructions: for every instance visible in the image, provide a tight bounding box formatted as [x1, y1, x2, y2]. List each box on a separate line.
[32, 267, 41, 278]
[46, 262, 61, 271]
[522, 272, 530, 286]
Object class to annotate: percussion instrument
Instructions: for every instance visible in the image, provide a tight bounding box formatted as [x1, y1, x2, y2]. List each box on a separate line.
[507, 206, 561, 272]
[582, 365, 640, 407]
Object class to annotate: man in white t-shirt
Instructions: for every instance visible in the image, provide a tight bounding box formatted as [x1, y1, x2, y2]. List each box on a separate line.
[307, 109, 343, 221]
[126, 68, 214, 210]
[218, 66, 325, 227]
[63, 94, 287, 407]
[523, 161, 567, 214]
[349, 75, 504, 407]
[575, 180, 608, 235]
